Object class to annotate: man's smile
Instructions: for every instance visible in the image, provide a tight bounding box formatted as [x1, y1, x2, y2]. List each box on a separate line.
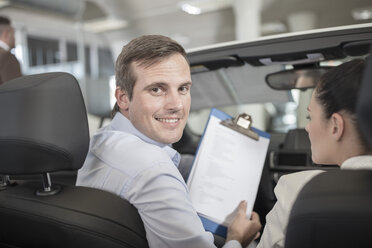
[155, 117, 181, 123]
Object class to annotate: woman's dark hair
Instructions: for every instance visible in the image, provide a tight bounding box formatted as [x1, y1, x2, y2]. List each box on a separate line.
[316, 59, 365, 118]
[315, 58, 368, 149]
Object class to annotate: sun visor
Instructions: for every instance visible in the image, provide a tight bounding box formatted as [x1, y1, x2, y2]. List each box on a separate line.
[190, 63, 293, 111]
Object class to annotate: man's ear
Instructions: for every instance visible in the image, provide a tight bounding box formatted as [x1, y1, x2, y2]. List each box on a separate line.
[330, 113, 345, 141]
[115, 87, 130, 111]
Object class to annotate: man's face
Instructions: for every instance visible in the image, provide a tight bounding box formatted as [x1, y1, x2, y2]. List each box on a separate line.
[8, 27, 15, 49]
[117, 53, 192, 144]
[3, 26, 15, 49]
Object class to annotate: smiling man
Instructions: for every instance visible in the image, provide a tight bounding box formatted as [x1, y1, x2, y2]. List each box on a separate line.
[116, 52, 191, 144]
[77, 35, 261, 248]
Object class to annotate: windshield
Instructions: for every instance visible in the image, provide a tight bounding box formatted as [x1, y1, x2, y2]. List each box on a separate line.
[187, 88, 313, 135]
[187, 62, 314, 135]
[187, 57, 363, 135]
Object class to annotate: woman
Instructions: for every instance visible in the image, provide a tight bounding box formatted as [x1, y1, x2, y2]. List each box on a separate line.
[257, 58, 372, 248]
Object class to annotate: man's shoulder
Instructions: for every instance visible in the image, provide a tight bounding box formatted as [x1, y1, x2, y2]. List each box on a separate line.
[92, 129, 163, 152]
[90, 129, 170, 169]
[0, 48, 13, 57]
[0, 48, 10, 60]
[0, 49, 19, 66]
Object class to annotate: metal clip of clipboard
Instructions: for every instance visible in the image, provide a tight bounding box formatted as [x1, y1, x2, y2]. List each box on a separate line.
[220, 113, 259, 141]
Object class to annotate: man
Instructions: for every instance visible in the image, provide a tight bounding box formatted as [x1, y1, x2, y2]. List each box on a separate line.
[77, 35, 261, 248]
[0, 16, 21, 85]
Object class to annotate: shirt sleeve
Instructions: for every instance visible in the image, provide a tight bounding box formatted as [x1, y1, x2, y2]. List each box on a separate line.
[256, 170, 323, 248]
[123, 162, 221, 248]
[223, 240, 242, 248]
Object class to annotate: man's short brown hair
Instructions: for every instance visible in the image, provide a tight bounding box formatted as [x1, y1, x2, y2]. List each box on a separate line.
[0, 16, 11, 36]
[112, 35, 188, 117]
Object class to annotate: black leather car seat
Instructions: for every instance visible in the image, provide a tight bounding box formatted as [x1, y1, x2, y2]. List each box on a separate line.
[0, 72, 148, 247]
[285, 170, 372, 248]
[275, 128, 313, 167]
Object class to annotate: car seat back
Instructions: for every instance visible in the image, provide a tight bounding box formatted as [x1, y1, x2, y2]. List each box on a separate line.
[285, 170, 372, 248]
[0, 72, 148, 248]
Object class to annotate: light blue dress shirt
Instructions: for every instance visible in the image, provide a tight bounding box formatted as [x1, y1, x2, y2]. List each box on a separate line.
[77, 113, 241, 248]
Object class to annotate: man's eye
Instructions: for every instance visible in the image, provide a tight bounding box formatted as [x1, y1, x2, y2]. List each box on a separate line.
[151, 87, 163, 94]
[179, 86, 190, 93]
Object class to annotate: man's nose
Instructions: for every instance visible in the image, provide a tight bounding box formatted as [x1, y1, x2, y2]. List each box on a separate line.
[165, 90, 183, 111]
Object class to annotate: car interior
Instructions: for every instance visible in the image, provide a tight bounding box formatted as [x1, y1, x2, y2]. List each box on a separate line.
[285, 50, 372, 248]
[0, 24, 372, 247]
[176, 24, 372, 230]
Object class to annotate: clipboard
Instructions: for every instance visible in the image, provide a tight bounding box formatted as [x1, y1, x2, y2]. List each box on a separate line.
[187, 108, 270, 238]
[220, 113, 259, 141]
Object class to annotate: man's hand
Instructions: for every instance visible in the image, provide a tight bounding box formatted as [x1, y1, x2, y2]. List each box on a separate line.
[226, 201, 262, 247]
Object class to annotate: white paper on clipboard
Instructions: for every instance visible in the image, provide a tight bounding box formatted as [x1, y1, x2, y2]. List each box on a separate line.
[187, 108, 270, 237]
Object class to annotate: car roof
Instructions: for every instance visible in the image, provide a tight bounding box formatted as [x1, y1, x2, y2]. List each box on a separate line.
[187, 23, 372, 66]
[187, 23, 372, 111]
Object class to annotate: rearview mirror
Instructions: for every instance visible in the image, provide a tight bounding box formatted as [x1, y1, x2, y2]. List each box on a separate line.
[266, 67, 331, 90]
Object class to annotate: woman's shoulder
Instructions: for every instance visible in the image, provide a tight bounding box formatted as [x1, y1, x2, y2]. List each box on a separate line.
[274, 170, 324, 199]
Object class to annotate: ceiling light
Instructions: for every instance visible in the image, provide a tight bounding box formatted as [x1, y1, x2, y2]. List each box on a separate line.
[352, 7, 372, 20]
[0, 0, 10, 8]
[83, 17, 128, 33]
[181, 3, 201, 15]
[179, 0, 233, 15]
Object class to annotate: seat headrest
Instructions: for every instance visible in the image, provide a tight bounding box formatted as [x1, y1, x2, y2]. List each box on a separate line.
[282, 128, 310, 150]
[0, 72, 90, 174]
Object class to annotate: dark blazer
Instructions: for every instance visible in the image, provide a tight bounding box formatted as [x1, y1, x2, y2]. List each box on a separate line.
[0, 47, 22, 85]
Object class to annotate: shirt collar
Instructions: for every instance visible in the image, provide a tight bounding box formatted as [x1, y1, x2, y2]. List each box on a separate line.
[341, 155, 372, 170]
[0, 40, 10, 51]
[111, 112, 181, 167]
